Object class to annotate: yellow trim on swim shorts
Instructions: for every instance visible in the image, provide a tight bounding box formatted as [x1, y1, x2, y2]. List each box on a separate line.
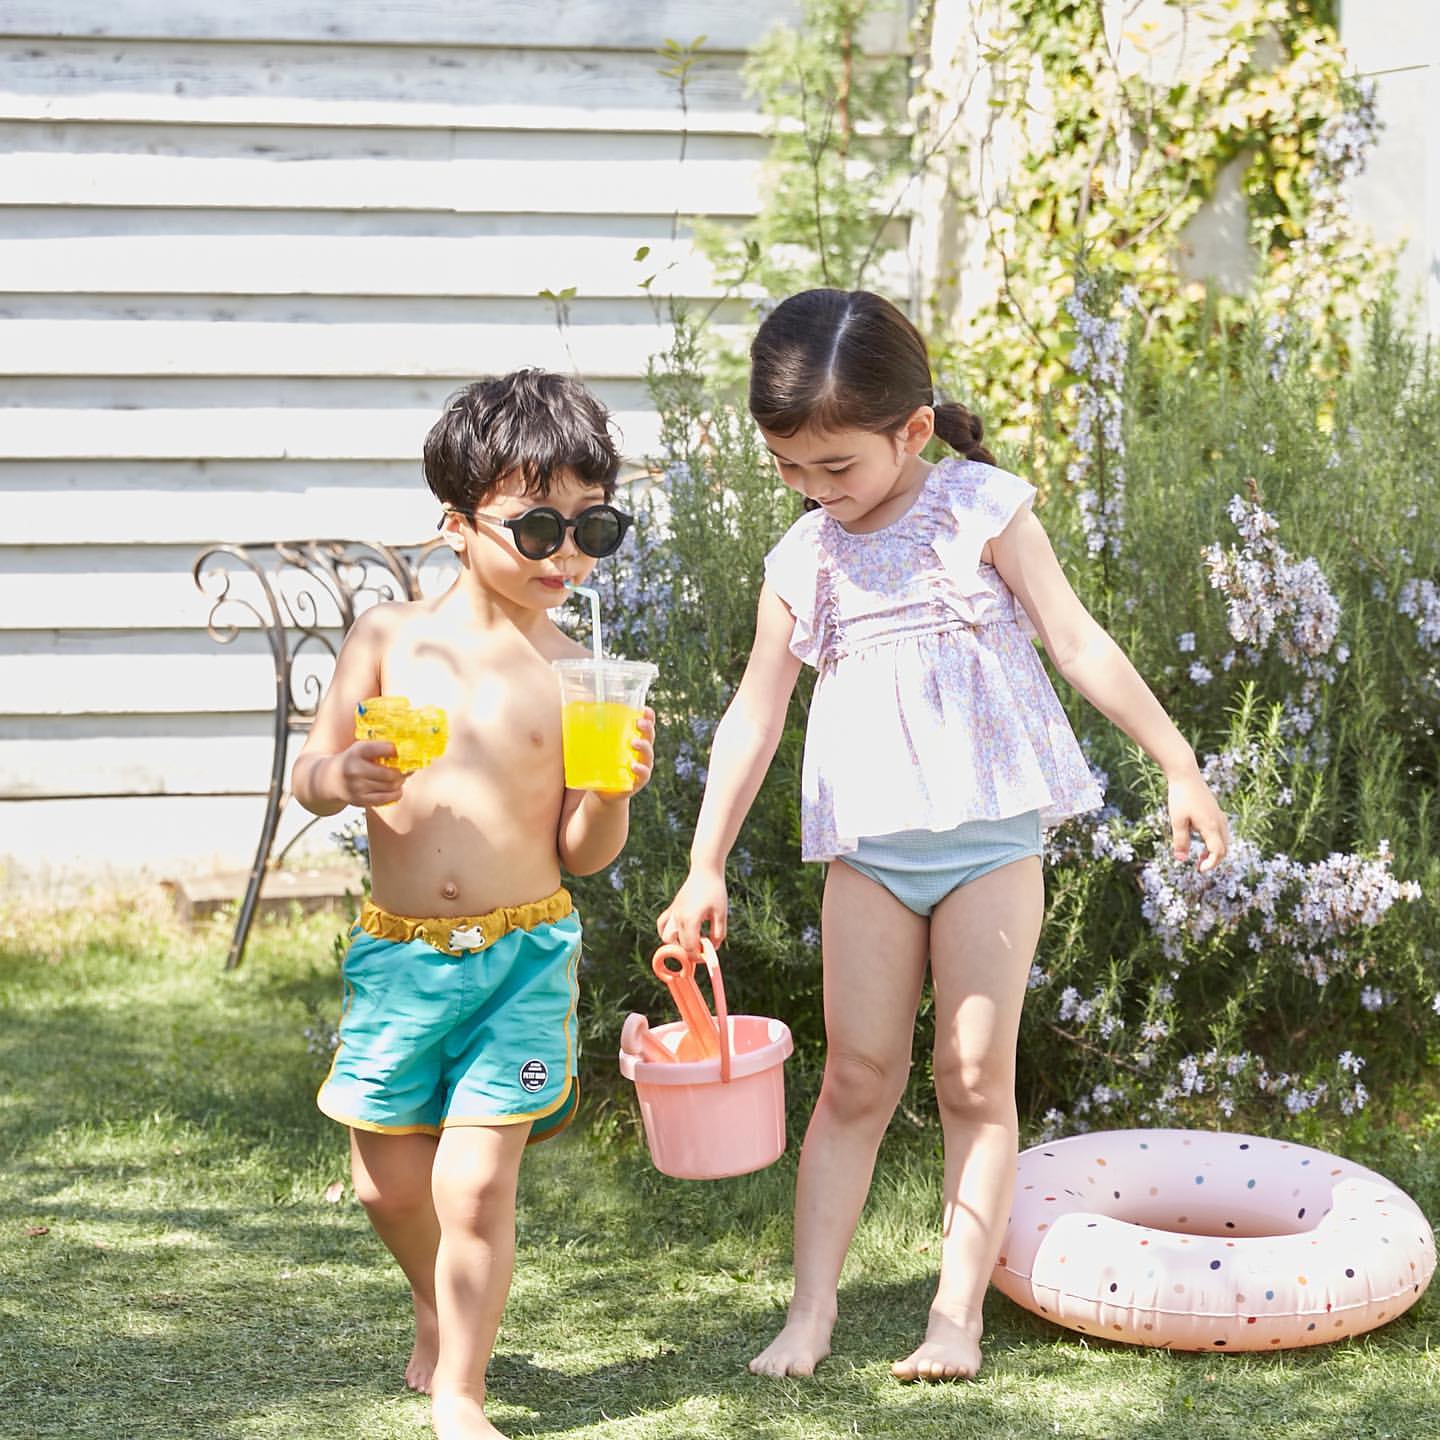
[358, 886, 573, 956]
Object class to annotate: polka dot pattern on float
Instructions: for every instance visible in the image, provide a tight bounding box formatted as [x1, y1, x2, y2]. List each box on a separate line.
[993, 1127, 1435, 1352]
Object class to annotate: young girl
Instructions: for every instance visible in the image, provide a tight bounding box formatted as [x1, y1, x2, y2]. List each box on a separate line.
[658, 289, 1229, 1383]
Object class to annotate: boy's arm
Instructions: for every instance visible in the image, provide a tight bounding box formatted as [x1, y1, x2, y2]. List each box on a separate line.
[989, 507, 1229, 871]
[658, 582, 804, 952]
[555, 708, 656, 875]
[291, 607, 407, 816]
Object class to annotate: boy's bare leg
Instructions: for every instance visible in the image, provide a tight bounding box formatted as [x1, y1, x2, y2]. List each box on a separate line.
[891, 857, 1043, 1382]
[750, 862, 930, 1377]
[429, 1121, 531, 1440]
[350, 1129, 442, 1392]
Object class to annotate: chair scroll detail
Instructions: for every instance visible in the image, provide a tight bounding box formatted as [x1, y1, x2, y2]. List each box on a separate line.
[192, 538, 453, 969]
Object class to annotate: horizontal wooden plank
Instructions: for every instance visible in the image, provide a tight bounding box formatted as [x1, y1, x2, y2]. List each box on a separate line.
[0, 401, 664, 462]
[0, 319, 747, 378]
[2, 631, 340, 715]
[0, 232, 731, 298]
[2, 483, 443, 544]
[0, 2, 905, 53]
[0, 794, 351, 871]
[0, 118, 761, 162]
[1, 457, 657, 542]
[0, 38, 759, 134]
[0, 457, 419, 492]
[0, 547, 343, 633]
[0, 139, 765, 216]
[0, 715, 280, 797]
[0, 454, 648, 494]
[0, 539, 640, 631]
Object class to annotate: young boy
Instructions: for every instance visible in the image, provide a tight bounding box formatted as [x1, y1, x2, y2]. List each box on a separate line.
[292, 370, 655, 1440]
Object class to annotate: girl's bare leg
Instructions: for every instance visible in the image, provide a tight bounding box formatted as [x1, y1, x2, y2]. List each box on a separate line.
[750, 861, 930, 1377]
[428, 1121, 531, 1440]
[891, 855, 1043, 1382]
[350, 1129, 442, 1392]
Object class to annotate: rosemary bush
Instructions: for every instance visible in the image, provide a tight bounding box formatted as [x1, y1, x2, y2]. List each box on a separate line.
[1012, 294, 1437, 1135]
[568, 299, 1437, 1141]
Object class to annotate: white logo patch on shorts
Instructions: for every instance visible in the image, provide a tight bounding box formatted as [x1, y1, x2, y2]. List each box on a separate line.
[519, 1058, 549, 1092]
[448, 924, 487, 951]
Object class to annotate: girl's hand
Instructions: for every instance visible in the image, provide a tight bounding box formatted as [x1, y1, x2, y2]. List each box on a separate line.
[334, 740, 408, 808]
[1167, 769, 1230, 873]
[657, 865, 729, 956]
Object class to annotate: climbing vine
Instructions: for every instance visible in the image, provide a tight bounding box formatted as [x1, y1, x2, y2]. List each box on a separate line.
[925, 0, 1388, 442]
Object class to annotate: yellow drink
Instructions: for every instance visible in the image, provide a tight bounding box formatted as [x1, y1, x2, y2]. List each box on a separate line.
[355, 696, 448, 773]
[561, 700, 641, 791]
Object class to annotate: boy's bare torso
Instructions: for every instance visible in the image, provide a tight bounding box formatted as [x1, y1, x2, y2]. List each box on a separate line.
[356, 596, 587, 918]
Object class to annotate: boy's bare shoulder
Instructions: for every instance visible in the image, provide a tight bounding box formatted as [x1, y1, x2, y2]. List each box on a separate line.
[345, 598, 422, 650]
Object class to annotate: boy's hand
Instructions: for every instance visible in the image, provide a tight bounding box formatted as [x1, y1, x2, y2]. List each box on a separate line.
[657, 864, 728, 955]
[333, 739, 409, 809]
[1167, 769, 1230, 873]
[628, 706, 657, 792]
[596, 706, 657, 801]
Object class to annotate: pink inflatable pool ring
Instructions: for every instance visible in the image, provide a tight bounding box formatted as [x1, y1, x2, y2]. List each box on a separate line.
[994, 1128, 1435, 1351]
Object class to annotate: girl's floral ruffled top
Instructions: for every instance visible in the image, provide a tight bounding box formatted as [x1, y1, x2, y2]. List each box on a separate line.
[764, 458, 1103, 862]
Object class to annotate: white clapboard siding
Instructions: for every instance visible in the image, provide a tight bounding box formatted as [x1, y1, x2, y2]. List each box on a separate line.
[3, 632, 341, 716]
[0, 794, 340, 871]
[1, 319, 748, 379]
[2, 543, 461, 632]
[4, 478, 435, 546]
[0, 402, 663, 462]
[1, 719, 288, 797]
[0, 39, 761, 134]
[0, 232, 731, 298]
[3, 459, 621, 545]
[0, 2, 906, 55]
[0, 3, 912, 854]
[0, 145, 764, 217]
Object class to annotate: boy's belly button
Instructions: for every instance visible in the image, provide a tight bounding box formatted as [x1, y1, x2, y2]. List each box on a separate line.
[441, 881, 459, 901]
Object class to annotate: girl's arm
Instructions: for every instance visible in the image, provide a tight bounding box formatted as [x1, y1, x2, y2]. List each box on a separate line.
[555, 708, 656, 875]
[291, 606, 408, 815]
[990, 508, 1230, 871]
[658, 582, 805, 952]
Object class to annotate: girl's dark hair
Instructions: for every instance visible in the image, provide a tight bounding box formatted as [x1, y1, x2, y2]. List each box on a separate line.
[749, 288, 995, 465]
[423, 369, 620, 513]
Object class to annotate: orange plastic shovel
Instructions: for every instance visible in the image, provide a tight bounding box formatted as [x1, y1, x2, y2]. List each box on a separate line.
[651, 941, 722, 1061]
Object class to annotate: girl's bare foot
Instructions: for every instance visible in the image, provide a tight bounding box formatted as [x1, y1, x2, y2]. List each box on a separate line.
[405, 1302, 440, 1393]
[890, 1308, 982, 1382]
[432, 1390, 507, 1439]
[748, 1304, 836, 1377]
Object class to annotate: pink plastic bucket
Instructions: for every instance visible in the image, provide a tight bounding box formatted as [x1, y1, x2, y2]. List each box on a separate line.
[618, 945, 793, 1180]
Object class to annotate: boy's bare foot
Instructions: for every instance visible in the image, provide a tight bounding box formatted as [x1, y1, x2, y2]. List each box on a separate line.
[748, 1306, 835, 1378]
[405, 1303, 440, 1392]
[432, 1390, 507, 1439]
[890, 1308, 982, 1383]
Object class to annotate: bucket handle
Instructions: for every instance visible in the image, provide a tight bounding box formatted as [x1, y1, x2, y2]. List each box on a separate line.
[651, 938, 731, 1084]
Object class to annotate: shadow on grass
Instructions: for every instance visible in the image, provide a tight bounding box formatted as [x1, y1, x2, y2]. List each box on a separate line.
[4, 928, 1437, 1439]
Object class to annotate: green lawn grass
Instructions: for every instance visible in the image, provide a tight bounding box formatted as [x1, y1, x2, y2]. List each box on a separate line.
[2, 892, 1436, 1439]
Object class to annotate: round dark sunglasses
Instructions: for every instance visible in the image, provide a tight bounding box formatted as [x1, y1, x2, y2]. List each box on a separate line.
[445, 503, 634, 560]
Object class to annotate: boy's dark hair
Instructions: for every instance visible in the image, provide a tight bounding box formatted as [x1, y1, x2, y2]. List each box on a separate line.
[749, 289, 995, 465]
[423, 370, 621, 513]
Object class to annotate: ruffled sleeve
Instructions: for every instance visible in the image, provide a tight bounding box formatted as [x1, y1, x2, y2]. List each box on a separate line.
[927, 460, 1036, 599]
[763, 511, 827, 668]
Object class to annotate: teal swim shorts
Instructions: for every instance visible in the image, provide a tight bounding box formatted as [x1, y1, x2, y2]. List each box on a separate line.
[317, 888, 582, 1143]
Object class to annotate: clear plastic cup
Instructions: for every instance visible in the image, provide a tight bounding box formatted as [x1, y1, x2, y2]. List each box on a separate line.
[552, 658, 657, 792]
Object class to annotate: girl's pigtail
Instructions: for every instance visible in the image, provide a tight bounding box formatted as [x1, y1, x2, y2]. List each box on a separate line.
[933, 402, 996, 466]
